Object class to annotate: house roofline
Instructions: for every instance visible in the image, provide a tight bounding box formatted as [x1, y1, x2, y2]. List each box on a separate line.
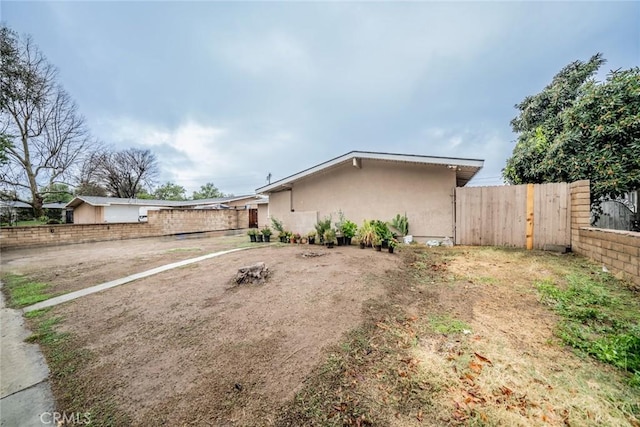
[256, 150, 484, 193]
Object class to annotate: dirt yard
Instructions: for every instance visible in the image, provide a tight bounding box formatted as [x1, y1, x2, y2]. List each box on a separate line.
[3, 237, 638, 426]
[8, 238, 400, 425]
[1, 233, 251, 295]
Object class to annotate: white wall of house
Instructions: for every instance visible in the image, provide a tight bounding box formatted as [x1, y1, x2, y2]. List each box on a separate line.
[266, 159, 457, 240]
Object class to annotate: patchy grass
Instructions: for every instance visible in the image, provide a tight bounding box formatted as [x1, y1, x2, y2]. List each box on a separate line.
[24, 299, 129, 426]
[1, 273, 55, 308]
[278, 246, 640, 426]
[429, 315, 471, 335]
[537, 271, 640, 386]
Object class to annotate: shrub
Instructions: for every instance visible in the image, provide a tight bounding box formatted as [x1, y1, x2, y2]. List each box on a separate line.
[315, 216, 332, 244]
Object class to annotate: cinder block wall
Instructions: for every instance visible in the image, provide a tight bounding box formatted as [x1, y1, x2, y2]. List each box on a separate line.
[570, 180, 640, 286]
[0, 209, 249, 251]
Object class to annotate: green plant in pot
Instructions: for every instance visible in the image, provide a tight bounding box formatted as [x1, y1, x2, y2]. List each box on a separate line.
[261, 226, 272, 242]
[371, 220, 391, 248]
[293, 233, 302, 244]
[372, 233, 382, 251]
[307, 230, 316, 244]
[388, 238, 398, 254]
[247, 228, 258, 242]
[315, 216, 332, 245]
[356, 220, 376, 248]
[323, 228, 337, 248]
[341, 220, 357, 246]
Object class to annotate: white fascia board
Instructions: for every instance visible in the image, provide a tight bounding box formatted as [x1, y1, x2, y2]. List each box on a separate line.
[256, 151, 484, 193]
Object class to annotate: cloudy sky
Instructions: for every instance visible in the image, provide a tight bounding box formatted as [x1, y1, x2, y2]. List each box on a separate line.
[2, 1, 638, 195]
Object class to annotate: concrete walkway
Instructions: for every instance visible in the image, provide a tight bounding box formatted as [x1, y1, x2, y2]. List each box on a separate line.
[1, 286, 55, 427]
[2, 245, 253, 425]
[23, 246, 250, 313]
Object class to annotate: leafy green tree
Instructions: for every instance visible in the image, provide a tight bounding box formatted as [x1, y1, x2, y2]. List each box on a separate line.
[153, 181, 187, 200]
[504, 55, 640, 217]
[40, 183, 72, 203]
[192, 182, 227, 199]
[504, 53, 605, 184]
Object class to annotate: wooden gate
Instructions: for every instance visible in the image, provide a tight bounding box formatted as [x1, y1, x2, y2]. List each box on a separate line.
[455, 183, 571, 249]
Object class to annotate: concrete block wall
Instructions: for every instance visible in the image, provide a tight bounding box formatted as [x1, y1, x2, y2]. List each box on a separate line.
[0, 222, 157, 250]
[576, 228, 640, 285]
[570, 180, 640, 286]
[1, 209, 249, 251]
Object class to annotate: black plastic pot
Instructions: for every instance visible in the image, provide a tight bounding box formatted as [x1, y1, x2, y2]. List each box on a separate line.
[327, 242, 335, 249]
[381, 239, 389, 249]
[375, 245, 382, 252]
[337, 236, 345, 246]
[257, 234, 263, 242]
[388, 246, 394, 254]
[308, 237, 315, 245]
[263, 235, 271, 243]
[359, 242, 365, 249]
[249, 235, 256, 242]
[345, 237, 352, 246]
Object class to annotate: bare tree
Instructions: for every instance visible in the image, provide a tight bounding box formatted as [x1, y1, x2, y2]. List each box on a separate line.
[88, 147, 159, 198]
[0, 25, 96, 217]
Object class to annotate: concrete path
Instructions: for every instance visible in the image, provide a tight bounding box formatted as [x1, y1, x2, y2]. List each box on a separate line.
[1, 286, 55, 427]
[23, 246, 250, 313]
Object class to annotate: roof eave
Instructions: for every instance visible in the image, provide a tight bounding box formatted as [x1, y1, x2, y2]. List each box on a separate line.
[256, 151, 484, 193]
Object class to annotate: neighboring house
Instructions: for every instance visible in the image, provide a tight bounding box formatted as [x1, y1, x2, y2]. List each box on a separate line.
[0, 200, 33, 225]
[255, 151, 484, 241]
[66, 195, 267, 224]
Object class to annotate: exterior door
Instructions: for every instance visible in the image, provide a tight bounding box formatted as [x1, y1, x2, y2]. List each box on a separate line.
[249, 209, 258, 228]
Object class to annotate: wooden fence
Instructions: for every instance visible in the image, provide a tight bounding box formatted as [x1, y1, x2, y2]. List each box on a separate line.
[455, 183, 571, 249]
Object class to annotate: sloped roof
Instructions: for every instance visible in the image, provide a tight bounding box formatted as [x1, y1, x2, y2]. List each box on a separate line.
[0, 200, 32, 209]
[65, 194, 261, 209]
[256, 151, 484, 193]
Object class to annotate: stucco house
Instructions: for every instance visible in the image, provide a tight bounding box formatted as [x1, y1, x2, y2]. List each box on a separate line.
[255, 151, 484, 242]
[66, 194, 267, 225]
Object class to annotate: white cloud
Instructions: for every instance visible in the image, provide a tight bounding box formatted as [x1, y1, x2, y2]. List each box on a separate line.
[93, 117, 295, 194]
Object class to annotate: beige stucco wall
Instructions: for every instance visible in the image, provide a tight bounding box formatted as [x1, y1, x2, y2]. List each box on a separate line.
[73, 204, 104, 224]
[257, 204, 269, 228]
[267, 159, 457, 239]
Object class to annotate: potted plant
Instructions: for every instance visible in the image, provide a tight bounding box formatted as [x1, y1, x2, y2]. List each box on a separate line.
[307, 230, 316, 245]
[372, 233, 382, 251]
[293, 233, 302, 244]
[341, 220, 357, 246]
[323, 228, 337, 248]
[336, 229, 345, 246]
[355, 220, 376, 248]
[256, 231, 264, 242]
[261, 226, 272, 243]
[388, 238, 398, 254]
[278, 231, 288, 243]
[372, 220, 391, 248]
[247, 228, 258, 242]
[315, 216, 332, 245]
